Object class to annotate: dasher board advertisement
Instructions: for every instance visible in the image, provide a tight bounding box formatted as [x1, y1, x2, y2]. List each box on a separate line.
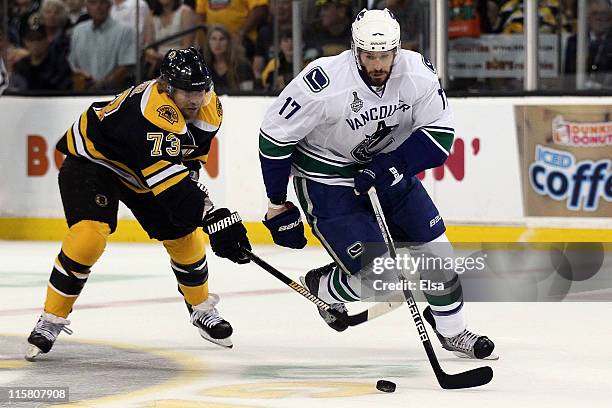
[515, 105, 612, 217]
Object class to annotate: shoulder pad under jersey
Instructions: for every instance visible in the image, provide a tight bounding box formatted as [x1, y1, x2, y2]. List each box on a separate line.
[139, 81, 187, 134]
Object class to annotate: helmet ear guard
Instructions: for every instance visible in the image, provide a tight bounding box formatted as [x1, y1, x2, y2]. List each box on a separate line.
[160, 47, 213, 92]
[351, 8, 401, 71]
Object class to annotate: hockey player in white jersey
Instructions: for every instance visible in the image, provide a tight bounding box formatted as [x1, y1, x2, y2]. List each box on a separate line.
[259, 9, 495, 359]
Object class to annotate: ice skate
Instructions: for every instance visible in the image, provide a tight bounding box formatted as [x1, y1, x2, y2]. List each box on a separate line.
[189, 294, 233, 348]
[301, 263, 349, 332]
[423, 306, 498, 360]
[25, 312, 73, 361]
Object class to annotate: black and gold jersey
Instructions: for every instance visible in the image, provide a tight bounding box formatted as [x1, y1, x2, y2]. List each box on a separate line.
[56, 80, 223, 227]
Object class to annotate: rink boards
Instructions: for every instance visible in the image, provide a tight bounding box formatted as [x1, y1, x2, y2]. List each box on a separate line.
[0, 95, 610, 242]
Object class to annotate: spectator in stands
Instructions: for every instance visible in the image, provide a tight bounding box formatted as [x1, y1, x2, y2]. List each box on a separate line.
[498, 0, 573, 33]
[304, 0, 352, 61]
[111, 0, 150, 41]
[195, 0, 269, 59]
[143, 0, 197, 78]
[373, 0, 426, 51]
[8, 0, 41, 47]
[40, 0, 71, 62]
[64, 0, 90, 30]
[1, 28, 28, 77]
[559, 0, 578, 33]
[9, 20, 72, 91]
[476, 0, 503, 33]
[203, 24, 254, 94]
[69, 0, 136, 90]
[253, 0, 292, 83]
[260, 26, 293, 91]
[564, 0, 612, 88]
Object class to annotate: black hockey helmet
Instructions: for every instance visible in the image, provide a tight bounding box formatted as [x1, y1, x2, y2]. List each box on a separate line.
[160, 47, 213, 92]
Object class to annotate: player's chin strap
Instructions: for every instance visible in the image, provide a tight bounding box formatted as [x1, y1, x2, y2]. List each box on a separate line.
[241, 248, 403, 327]
[367, 186, 494, 390]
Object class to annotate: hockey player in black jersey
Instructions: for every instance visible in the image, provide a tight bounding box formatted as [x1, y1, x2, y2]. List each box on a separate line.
[25, 47, 251, 360]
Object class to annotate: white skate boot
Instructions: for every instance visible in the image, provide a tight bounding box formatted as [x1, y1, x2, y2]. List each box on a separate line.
[25, 312, 73, 361]
[189, 294, 233, 348]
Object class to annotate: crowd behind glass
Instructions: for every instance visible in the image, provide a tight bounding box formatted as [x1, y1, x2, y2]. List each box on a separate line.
[1, 0, 610, 95]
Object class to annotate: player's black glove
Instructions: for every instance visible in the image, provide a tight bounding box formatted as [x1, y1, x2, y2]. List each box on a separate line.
[203, 208, 251, 264]
[353, 152, 405, 195]
[263, 202, 307, 249]
[184, 159, 201, 182]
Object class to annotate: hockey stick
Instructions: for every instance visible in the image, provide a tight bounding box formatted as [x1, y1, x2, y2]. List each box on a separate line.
[242, 248, 402, 326]
[367, 187, 493, 389]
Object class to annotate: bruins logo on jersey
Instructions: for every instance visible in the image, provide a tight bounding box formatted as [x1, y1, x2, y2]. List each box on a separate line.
[157, 105, 179, 124]
[216, 97, 223, 117]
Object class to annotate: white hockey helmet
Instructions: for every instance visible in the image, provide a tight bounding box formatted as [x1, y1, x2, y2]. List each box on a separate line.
[351, 8, 401, 69]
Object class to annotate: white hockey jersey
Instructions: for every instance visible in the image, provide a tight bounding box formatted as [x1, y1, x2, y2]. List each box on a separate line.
[259, 49, 454, 188]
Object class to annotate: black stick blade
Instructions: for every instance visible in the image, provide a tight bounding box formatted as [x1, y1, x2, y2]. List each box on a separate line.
[437, 366, 493, 389]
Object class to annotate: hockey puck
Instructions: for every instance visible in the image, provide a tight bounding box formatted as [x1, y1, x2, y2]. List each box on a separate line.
[376, 379, 396, 393]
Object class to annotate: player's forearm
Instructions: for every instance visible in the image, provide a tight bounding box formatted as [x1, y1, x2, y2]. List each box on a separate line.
[391, 128, 454, 176]
[260, 155, 292, 203]
[258, 129, 297, 202]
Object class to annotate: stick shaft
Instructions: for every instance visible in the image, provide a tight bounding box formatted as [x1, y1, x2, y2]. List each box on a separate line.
[242, 248, 402, 326]
[243, 248, 332, 312]
[366, 188, 446, 375]
[367, 187, 494, 389]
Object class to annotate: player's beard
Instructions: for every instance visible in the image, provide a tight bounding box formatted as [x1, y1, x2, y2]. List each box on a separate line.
[367, 69, 390, 86]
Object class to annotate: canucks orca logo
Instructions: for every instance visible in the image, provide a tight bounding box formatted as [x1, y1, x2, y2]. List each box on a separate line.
[350, 92, 363, 113]
[351, 120, 398, 163]
[303, 66, 330, 93]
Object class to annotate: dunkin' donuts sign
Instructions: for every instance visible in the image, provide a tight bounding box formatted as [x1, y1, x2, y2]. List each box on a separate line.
[552, 115, 612, 147]
[516, 105, 612, 217]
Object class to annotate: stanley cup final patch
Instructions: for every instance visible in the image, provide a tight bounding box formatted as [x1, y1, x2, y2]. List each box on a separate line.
[350, 91, 363, 113]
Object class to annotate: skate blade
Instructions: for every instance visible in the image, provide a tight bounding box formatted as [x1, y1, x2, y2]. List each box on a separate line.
[198, 329, 233, 349]
[453, 351, 500, 360]
[24, 344, 43, 361]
